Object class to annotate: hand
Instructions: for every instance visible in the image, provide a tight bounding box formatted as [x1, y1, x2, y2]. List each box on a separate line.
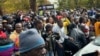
[48, 31, 52, 34]
[42, 48, 47, 55]
[45, 42, 48, 46]
[96, 50, 100, 56]
[68, 37, 74, 41]
[56, 41, 63, 48]
[59, 44, 63, 48]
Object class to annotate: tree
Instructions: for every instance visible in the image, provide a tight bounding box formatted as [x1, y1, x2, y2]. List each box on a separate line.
[88, 0, 94, 8]
[57, 0, 68, 10]
[29, 0, 50, 12]
[29, 0, 36, 12]
[96, 0, 100, 8]
[0, 0, 6, 15]
[37, 0, 50, 5]
[2, 0, 29, 14]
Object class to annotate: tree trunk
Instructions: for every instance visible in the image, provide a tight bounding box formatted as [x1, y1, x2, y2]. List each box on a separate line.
[0, 6, 3, 16]
[96, 0, 100, 8]
[74, 0, 78, 8]
[29, 0, 36, 12]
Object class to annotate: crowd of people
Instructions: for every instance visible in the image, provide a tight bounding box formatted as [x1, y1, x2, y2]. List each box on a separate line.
[0, 8, 100, 56]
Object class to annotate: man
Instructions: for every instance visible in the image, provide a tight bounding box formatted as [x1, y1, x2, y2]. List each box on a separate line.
[15, 10, 24, 23]
[52, 20, 79, 56]
[0, 35, 14, 56]
[0, 24, 14, 56]
[5, 24, 13, 37]
[19, 29, 46, 56]
[69, 24, 87, 48]
[42, 24, 55, 56]
[34, 20, 44, 35]
[10, 23, 23, 55]
[61, 12, 71, 35]
[88, 8, 96, 19]
[0, 24, 6, 38]
[94, 14, 100, 37]
[7, 16, 15, 27]
[2, 20, 8, 32]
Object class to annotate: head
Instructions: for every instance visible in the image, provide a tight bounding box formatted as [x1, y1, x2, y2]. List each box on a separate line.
[79, 17, 87, 24]
[70, 15, 75, 22]
[6, 24, 13, 32]
[7, 16, 14, 23]
[2, 20, 8, 27]
[0, 24, 3, 31]
[62, 12, 67, 17]
[57, 11, 61, 16]
[19, 29, 45, 56]
[0, 19, 2, 24]
[57, 20, 63, 28]
[74, 18, 79, 25]
[34, 20, 43, 30]
[15, 23, 23, 33]
[17, 10, 23, 15]
[45, 23, 53, 32]
[46, 17, 54, 24]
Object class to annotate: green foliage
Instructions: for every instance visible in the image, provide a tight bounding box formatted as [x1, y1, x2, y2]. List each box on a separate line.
[37, 0, 50, 6]
[0, 0, 51, 13]
[0, 0, 99, 14]
[57, 0, 68, 10]
[57, 0, 100, 10]
[37, 0, 45, 5]
[2, 0, 29, 14]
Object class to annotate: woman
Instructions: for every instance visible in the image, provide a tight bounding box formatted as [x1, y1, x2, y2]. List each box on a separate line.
[0, 36, 14, 56]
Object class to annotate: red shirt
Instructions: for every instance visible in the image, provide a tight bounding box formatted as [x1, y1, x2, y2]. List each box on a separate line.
[0, 31, 7, 38]
[56, 15, 63, 20]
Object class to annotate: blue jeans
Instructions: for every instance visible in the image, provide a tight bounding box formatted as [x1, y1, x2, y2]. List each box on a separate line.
[46, 50, 54, 56]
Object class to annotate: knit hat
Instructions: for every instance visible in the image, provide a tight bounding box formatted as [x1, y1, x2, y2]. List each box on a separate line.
[19, 29, 45, 53]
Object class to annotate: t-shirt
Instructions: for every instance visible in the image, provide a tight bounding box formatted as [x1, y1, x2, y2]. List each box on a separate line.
[0, 31, 7, 38]
[94, 22, 100, 36]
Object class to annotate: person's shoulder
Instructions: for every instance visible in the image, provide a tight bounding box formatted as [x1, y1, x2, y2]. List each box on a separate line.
[54, 23, 58, 26]
[9, 31, 17, 38]
[52, 23, 58, 29]
[95, 21, 100, 24]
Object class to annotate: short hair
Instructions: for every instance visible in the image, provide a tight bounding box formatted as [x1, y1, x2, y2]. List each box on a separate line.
[33, 20, 42, 27]
[45, 24, 52, 32]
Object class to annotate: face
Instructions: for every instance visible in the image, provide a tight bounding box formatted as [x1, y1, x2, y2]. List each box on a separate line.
[70, 16, 74, 22]
[57, 20, 63, 28]
[83, 18, 87, 23]
[2, 22, 7, 27]
[62, 13, 67, 17]
[46, 25, 53, 32]
[15, 23, 23, 33]
[33, 45, 46, 56]
[49, 17, 54, 24]
[7, 25, 13, 31]
[37, 20, 43, 30]
[8, 17, 14, 23]
[74, 19, 79, 24]
[24, 45, 46, 56]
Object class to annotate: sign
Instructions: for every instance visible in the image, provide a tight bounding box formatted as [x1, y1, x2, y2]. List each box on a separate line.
[38, 4, 54, 10]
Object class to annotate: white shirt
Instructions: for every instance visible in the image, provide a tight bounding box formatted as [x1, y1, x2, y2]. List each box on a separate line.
[52, 23, 69, 43]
